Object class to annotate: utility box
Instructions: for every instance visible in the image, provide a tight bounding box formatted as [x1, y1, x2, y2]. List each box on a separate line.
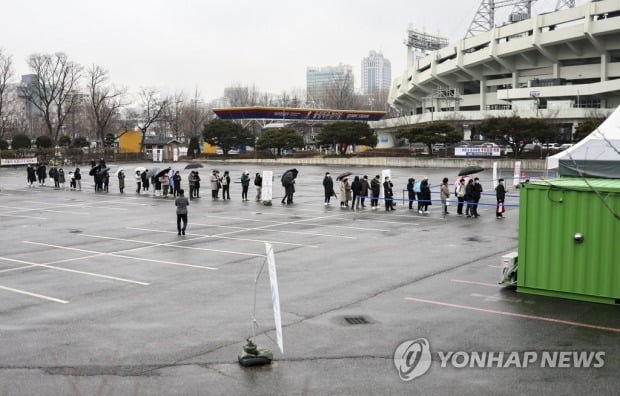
[517, 178, 620, 304]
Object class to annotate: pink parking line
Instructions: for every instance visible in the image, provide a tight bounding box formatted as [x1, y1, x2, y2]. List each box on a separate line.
[404, 297, 620, 333]
[451, 279, 503, 288]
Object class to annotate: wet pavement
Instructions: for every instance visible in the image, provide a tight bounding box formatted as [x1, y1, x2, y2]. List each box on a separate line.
[0, 162, 618, 395]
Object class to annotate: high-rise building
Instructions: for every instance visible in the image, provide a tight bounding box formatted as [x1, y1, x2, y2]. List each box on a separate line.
[361, 51, 391, 95]
[306, 64, 354, 106]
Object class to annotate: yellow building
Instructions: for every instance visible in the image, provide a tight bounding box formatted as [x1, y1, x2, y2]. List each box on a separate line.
[118, 130, 142, 153]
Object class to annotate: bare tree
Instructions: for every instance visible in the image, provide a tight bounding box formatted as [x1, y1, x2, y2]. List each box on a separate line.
[183, 87, 209, 138]
[0, 49, 14, 138]
[320, 70, 361, 110]
[136, 87, 169, 150]
[87, 64, 125, 146]
[22, 52, 83, 143]
[166, 90, 185, 140]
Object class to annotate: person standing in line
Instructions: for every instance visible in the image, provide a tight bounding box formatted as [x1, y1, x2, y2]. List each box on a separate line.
[221, 170, 231, 200]
[465, 179, 475, 218]
[175, 188, 190, 236]
[27, 164, 36, 187]
[254, 172, 263, 201]
[102, 171, 110, 192]
[188, 171, 196, 199]
[161, 172, 170, 197]
[51, 167, 60, 190]
[323, 172, 334, 206]
[141, 170, 149, 191]
[370, 175, 381, 210]
[495, 178, 506, 219]
[406, 178, 416, 210]
[74, 168, 81, 191]
[168, 171, 176, 197]
[37, 163, 47, 186]
[360, 175, 369, 208]
[210, 170, 219, 200]
[472, 177, 483, 218]
[58, 168, 66, 190]
[240, 171, 250, 201]
[339, 177, 348, 207]
[351, 176, 362, 210]
[455, 178, 465, 216]
[135, 171, 142, 193]
[440, 177, 450, 215]
[173, 171, 182, 197]
[418, 178, 431, 214]
[193, 171, 201, 198]
[383, 176, 395, 211]
[118, 170, 125, 193]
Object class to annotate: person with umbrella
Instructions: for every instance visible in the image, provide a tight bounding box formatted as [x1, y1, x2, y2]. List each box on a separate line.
[174, 188, 190, 236]
[339, 177, 351, 208]
[495, 178, 506, 219]
[322, 172, 334, 206]
[465, 179, 475, 217]
[281, 169, 297, 205]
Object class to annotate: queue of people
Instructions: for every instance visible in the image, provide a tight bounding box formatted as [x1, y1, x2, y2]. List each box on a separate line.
[24, 164, 507, 219]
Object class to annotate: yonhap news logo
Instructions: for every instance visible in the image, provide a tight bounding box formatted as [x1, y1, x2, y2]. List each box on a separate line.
[393, 338, 605, 381]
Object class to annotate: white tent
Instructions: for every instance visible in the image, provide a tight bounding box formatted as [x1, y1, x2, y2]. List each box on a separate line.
[547, 106, 620, 178]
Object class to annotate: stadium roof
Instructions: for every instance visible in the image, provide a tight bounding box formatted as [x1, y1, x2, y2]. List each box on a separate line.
[212, 106, 386, 122]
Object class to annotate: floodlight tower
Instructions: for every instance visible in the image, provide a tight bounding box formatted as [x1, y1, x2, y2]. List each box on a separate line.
[466, 1, 538, 38]
[556, 0, 576, 10]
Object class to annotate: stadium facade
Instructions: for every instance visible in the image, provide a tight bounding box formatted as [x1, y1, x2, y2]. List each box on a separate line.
[372, 0, 620, 148]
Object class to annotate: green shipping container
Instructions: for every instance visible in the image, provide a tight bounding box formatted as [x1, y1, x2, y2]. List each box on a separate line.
[518, 178, 620, 304]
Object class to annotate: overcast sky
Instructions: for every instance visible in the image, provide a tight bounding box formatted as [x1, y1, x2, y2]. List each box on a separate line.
[1, 0, 583, 102]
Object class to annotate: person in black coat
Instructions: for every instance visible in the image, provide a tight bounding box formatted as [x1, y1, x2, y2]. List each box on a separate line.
[406, 178, 416, 210]
[322, 172, 334, 205]
[495, 178, 506, 219]
[351, 176, 362, 210]
[27, 164, 36, 187]
[383, 176, 395, 211]
[465, 179, 475, 217]
[418, 178, 431, 214]
[370, 175, 381, 210]
[141, 171, 149, 191]
[472, 177, 483, 217]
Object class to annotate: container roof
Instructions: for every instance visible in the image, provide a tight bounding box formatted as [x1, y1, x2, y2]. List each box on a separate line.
[530, 177, 620, 192]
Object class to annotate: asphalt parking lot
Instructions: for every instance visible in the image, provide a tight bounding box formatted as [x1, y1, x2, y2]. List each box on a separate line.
[0, 162, 618, 395]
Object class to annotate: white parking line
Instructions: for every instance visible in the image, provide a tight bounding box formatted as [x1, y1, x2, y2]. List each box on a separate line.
[0, 256, 149, 285]
[0, 213, 48, 220]
[80, 234, 265, 258]
[127, 226, 318, 248]
[23, 241, 219, 271]
[191, 223, 355, 239]
[201, 214, 386, 233]
[0, 285, 69, 304]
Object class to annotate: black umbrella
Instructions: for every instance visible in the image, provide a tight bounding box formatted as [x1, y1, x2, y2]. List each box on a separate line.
[336, 171, 352, 181]
[184, 163, 204, 169]
[458, 166, 484, 177]
[281, 169, 298, 184]
[156, 167, 171, 178]
[89, 164, 101, 176]
[97, 167, 111, 175]
[146, 168, 160, 178]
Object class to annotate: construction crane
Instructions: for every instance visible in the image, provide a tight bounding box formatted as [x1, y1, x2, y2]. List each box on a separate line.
[465, 0, 576, 38]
